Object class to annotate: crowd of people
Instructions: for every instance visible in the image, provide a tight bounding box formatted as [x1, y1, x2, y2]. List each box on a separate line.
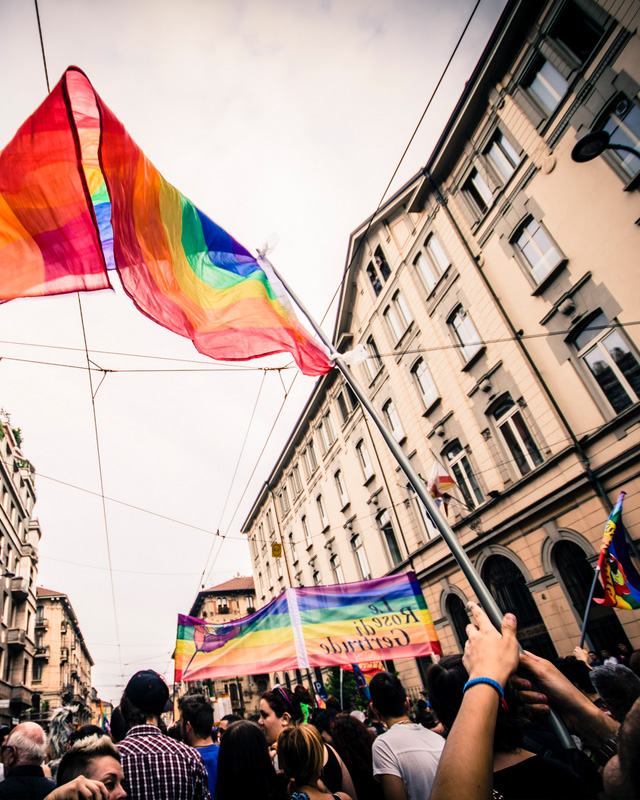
[0, 616, 637, 798]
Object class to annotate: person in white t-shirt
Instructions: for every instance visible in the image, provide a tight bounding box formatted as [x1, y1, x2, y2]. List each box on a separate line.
[370, 671, 444, 800]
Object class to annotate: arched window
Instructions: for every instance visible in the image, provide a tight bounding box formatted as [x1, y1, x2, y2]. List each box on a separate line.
[553, 540, 630, 654]
[446, 594, 470, 650]
[482, 554, 556, 660]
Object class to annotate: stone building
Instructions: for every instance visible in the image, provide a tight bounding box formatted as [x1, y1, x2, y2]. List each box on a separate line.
[0, 414, 41, 724]
[185, 576, 263, 716]
[34, 587, 94, 725]
[243, 0, 640, 698]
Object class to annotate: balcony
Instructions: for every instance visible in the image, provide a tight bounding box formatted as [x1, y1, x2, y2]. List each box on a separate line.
[10, 685, 32, 709]
[34, 645, 49, 659]
[35, 617, 48, 630]
[7, 629, 26, 649]
[10, 577, 28, 602]
[60, 647, 69, 661]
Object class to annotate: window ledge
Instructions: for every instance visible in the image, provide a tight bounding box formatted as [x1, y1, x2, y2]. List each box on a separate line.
[422, 397, 442, 417]
[292, 558, 299, 567]
[624, 170, 640, 192]
[321, 524, 330, 533]
[394, 321, 414, 349]
[340, 501, 351, 513]
[530, 259, 568, 295]
[363, 473, 376, 486]
[461, 346, 486, 372]
[305, 543, 314, 552]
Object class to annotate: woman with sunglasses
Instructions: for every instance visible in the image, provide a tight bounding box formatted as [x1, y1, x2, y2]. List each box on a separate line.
[259, 685, 357, 800]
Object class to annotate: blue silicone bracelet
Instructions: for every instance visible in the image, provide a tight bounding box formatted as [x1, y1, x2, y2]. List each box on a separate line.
[463, 676, 504, 698]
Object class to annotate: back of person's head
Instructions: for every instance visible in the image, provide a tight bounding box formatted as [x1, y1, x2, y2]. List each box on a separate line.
[262, 685, 303, 722]
[278, 723, 324, 790]
[179, 693, 214, 739]
[6, 721, 47, 765]
[67, 725, 104, 749]
[221, 713, 241, 724]
[325, 695, 341, 712]
[121, 669, 169, 726]
[369, 671, 407, 719]
[427, 654, 524, 753]
[57, 734, 120, 786]
[312, 707, 337, 736]
[554, 656, 595, 694]
[629, 650, 640, 680]
[329, 713, 374, 776]
[109, 706, 128, 743]
[591, 664, 640, 722]
[216, 720, 285, 800]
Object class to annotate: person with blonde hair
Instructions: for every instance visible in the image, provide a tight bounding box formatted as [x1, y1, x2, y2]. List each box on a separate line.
[277, 724, 352, 800]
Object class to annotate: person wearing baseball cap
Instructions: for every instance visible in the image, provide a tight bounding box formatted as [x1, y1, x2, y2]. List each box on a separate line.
[117, 669, 210, 799]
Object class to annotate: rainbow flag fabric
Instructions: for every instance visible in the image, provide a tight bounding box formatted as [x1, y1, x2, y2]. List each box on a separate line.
[0, 67, 332, 376]
[595, 492, 640, 610]
[175, 571, 441, 681]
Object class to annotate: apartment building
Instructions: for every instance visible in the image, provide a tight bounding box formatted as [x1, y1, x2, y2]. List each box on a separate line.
[0, 414, 41, 724]
[185, 577, 263, 715]
[34, 587, 94, 725]
[243, 0, 640, 697]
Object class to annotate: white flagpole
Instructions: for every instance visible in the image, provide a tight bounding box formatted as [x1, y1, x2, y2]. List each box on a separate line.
[261, 256, 574, 749]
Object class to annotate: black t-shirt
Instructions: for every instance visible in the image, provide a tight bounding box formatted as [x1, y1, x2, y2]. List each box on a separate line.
[492, 753, 598, 800]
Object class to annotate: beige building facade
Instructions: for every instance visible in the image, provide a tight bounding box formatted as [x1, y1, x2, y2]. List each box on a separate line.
[0, 413, 41, 724]
[243, 0, 640, 698]
[34, 587, 94, 725]
[184, 577, 264, 716]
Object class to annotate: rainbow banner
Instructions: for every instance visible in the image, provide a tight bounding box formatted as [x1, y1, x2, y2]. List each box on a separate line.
[175, 571, 441, 682]
[595, 492, 640, 610]
[0, 68, 332, 376]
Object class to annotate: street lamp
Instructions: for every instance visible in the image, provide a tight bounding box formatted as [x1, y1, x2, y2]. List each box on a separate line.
[571, 130, 640, 163]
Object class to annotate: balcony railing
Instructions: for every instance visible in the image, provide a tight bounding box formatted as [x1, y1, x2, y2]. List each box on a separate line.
[35, 617, 48, 630]
[34, 645, 49, 659]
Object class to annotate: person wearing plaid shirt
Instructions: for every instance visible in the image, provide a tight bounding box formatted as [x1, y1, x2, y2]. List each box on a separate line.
[118, 670, 211, 800]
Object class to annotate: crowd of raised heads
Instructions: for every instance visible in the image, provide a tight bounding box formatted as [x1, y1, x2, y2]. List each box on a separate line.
[0, 621, 638, 799]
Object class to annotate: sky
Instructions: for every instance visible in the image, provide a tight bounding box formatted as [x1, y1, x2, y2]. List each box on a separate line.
[0, 0, 507, 703]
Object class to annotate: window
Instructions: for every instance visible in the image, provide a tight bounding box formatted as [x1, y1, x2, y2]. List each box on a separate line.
[323, 412, 336, 446]
[245, 595, 254, 609]
[334, 470, 349, 507]
[394, 292, 412, 329]
[266, 509, 275, 537]
[330, 553, 345, 584]
[411, 358, 438, 408]
[449, 306, 482, 363]
[291, 465, 302, 496]
[463, 168, 493, 216]
[514, 217, 563, 284]
[600, 95, 640, 178]
[258, 572, 265, 596]
[289, 532, 298, 563]
[382, 399, 405, 442]
[312, 568, 322, 586]
[524, 56, 568, 115]
[275, 557, 283, 580]
[487, 130, 521, 181]
[302, 440, 318, 477]
[383, 305, 403, 342]
[279, 486, 290, 515]
[363, 336, 383, 381]
[33, 660, 42, 682]
[258, 523, 266, 550]
[352, 534, 371, 579]
[266, 562, 273, 588]
[336, 392, 350, 424]
[493, 395, 543, 476]
[217, 596, 228, 610]
[36, 605, 44, 624]
[250, 535, 258, 561]
[426, 234, 450, 275]
[316, 495, 329, 529]
[550, 0, 604, 64]
[574, 313, 640, 413]
[301, 515, 312, 548]
[356, 439, 374, 481]
[375, 247, 391, 280]
[365, 246, 391, 296]
[414, 253, 437, 292]
[377, 509, 403, 566]
[444, 440, 484, 510]
[345, 385, 359, 411]
[366, 263, 382, 296]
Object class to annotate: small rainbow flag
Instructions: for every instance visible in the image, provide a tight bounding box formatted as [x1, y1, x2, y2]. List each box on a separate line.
[0, 68, 332, 376]
[595, 492, 640, 610]
[175, 572, 440, 682]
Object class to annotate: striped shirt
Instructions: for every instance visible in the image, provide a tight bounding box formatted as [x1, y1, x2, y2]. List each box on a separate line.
[118, 725, 211, 800]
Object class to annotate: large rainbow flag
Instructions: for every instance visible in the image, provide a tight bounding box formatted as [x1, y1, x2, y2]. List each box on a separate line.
[175, 571, 441, 682]
[0, 67, 332, 376]
[595, 492, 640, 610]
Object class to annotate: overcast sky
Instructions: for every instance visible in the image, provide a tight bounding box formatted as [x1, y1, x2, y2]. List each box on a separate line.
[0, 0, 507, 703]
